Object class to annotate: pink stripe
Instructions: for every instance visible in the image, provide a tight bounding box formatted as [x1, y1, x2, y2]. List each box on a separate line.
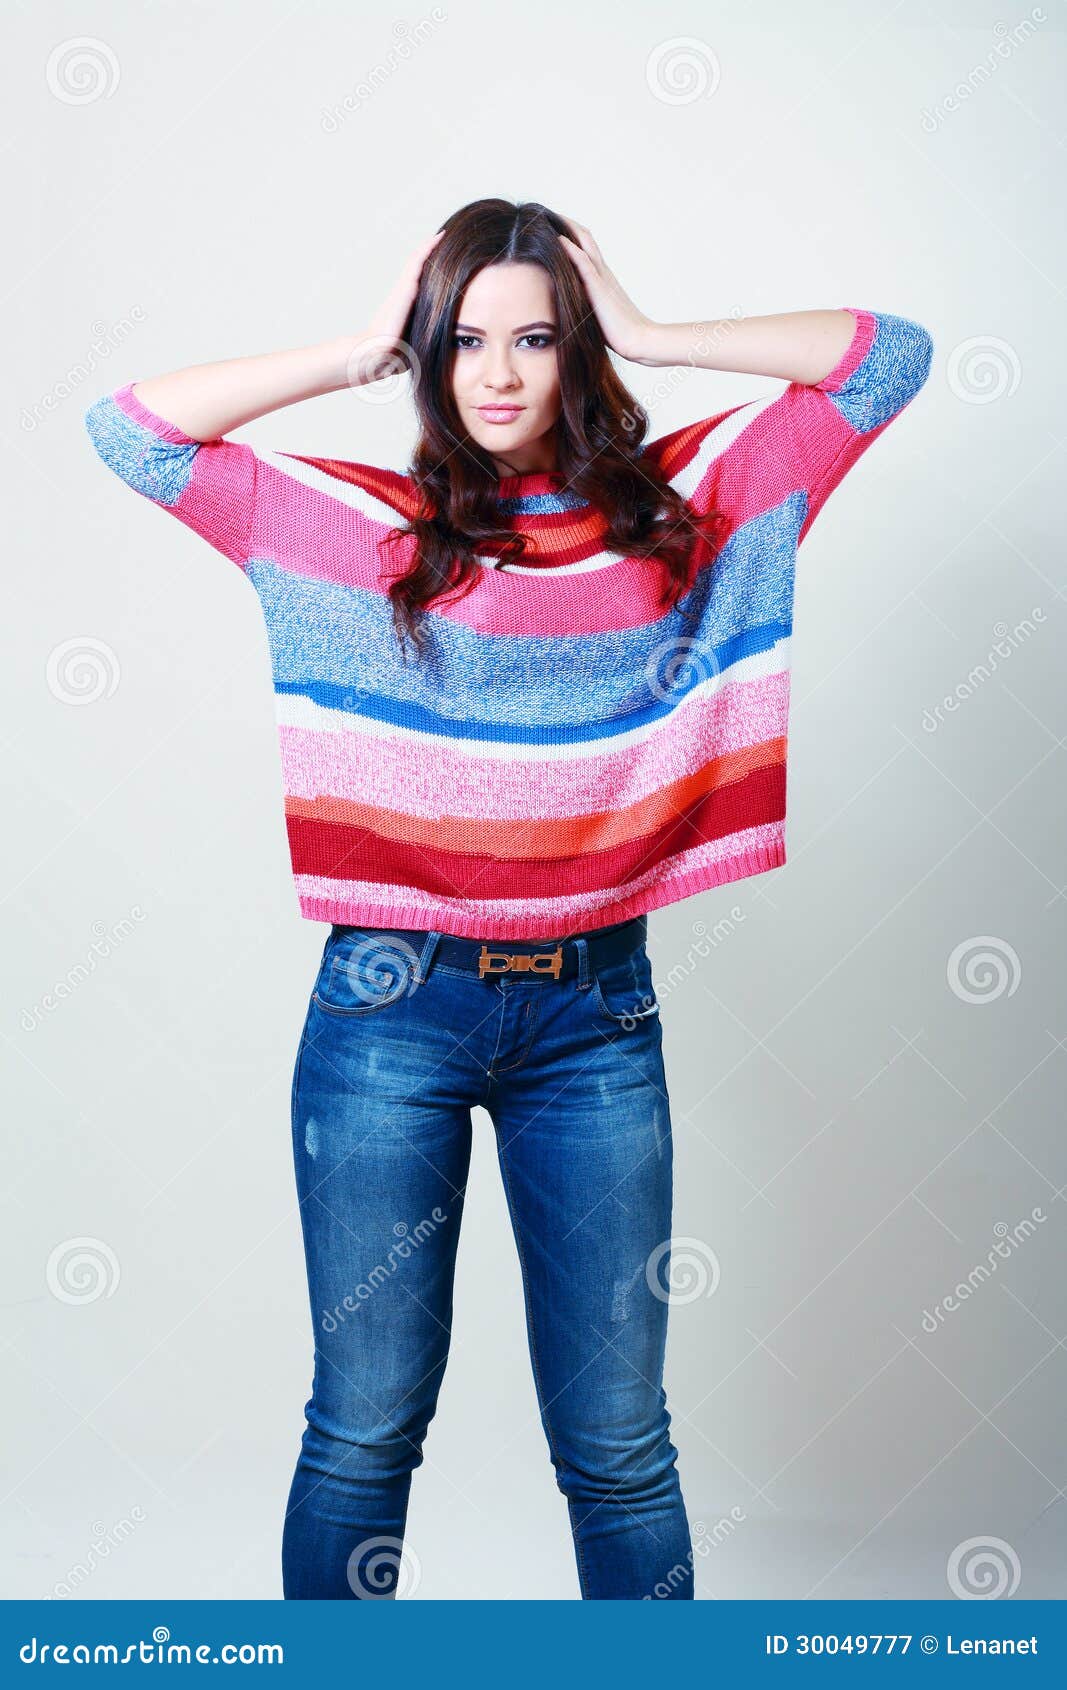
[254, 448, 670, 633]
[278, 669, 790, 820]
[292, 823, 786, 939]
[705, 384, 859, 530]
[818, 307, 875, 393]
[252, 399, 854, 635]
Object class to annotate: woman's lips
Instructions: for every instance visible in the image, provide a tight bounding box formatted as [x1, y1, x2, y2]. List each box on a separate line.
[477, 406, 524, 424]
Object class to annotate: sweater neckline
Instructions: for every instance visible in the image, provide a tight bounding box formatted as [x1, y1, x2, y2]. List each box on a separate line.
[493, 468, 569, 500]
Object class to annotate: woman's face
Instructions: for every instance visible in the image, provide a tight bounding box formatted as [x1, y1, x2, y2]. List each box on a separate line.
[450, 261, 562, 476]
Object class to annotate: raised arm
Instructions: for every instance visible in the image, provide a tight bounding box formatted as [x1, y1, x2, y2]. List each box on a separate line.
[630, 309, 859, 385]
[556, 218, 931, 394]
[130, 336, 363, 442]
[126, 228, 445, 439]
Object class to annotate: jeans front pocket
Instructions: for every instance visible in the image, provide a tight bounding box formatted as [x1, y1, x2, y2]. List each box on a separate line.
[312, 928, 425, 1017]
[589, 946, 661, 1030]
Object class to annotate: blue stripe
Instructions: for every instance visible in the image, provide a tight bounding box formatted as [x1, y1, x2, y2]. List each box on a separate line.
[275, 619, 791, 746]
[496, 489, 588, 516]
[249, 493, 803, 734]
[84, 395, 197, 505]
[830, 313, 934, 433]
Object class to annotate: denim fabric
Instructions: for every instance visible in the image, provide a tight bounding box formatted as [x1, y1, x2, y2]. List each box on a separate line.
[281, 918, 693, 1600]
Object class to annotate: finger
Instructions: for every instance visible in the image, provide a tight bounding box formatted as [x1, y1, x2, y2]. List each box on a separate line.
[558, 215, 593, 258]
[559, 228, 601, 279]
[558, 232, 595, 271]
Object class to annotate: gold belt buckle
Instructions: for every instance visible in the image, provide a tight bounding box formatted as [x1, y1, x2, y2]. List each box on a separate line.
[478, 943, 564, 980]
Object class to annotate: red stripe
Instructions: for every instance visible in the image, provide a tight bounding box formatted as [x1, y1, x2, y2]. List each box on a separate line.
[286, 762, 786, 900]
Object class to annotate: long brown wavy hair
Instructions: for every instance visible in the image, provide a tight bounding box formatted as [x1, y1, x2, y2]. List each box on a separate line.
[379, 198, 726, 655]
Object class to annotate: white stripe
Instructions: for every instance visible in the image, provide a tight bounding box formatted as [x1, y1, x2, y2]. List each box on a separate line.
[479, 547, 629, 576]
[274, 635, 791, 757]
[254, 447, 412, 529]
[256, 397, 785, 573]
[667, 389, 784, 504]
[476, 394, 786, 572]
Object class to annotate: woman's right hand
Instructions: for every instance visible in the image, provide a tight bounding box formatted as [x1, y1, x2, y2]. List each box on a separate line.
[348, 228, 446, 388]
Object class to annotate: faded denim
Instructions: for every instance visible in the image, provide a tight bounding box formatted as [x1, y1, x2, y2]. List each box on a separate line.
[281, 916, 693, 1600]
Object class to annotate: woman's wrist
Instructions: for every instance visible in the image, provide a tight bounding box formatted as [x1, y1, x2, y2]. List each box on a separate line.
[627, 319, 738, 370]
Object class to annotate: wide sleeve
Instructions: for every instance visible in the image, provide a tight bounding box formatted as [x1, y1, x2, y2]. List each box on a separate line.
[83, 381, 260, 568]
[657, 308, 934, 547]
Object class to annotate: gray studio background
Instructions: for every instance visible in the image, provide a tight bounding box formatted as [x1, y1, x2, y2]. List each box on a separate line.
[4, 0, 1063, 1600]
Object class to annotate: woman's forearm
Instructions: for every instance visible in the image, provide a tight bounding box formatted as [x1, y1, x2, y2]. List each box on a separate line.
[632, 309, 857, 386]
[131, 332, 379, 441]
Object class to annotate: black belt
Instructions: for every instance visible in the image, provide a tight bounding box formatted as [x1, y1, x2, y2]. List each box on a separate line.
[331, 914, 646, 982]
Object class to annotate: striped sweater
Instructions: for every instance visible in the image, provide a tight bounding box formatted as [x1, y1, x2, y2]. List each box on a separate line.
[84, 306, 932, 940]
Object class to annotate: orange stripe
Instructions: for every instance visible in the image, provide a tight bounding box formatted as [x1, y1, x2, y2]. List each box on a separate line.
[284, 737, 786, 861]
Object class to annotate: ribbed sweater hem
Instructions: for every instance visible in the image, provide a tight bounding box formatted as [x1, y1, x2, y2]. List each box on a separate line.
[296, 838, 787, 938]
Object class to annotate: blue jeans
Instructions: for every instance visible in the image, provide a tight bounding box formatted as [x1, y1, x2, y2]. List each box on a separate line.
[281, 915, 693, 1599]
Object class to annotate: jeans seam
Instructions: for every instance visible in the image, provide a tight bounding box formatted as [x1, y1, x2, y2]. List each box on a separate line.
[494, 1125, 592, 1600]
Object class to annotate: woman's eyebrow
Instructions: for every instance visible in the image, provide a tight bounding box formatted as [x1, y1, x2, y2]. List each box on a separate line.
[453, 321, 557, 334]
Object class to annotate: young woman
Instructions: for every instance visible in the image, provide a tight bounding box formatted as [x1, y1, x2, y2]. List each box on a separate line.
[85, 198, 933, 1601]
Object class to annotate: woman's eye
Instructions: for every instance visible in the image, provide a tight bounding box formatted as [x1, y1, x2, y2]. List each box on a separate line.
[451, 334, 555, 351]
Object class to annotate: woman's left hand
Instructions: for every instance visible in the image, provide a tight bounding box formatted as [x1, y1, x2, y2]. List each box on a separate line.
[557, 218, 660, 364]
